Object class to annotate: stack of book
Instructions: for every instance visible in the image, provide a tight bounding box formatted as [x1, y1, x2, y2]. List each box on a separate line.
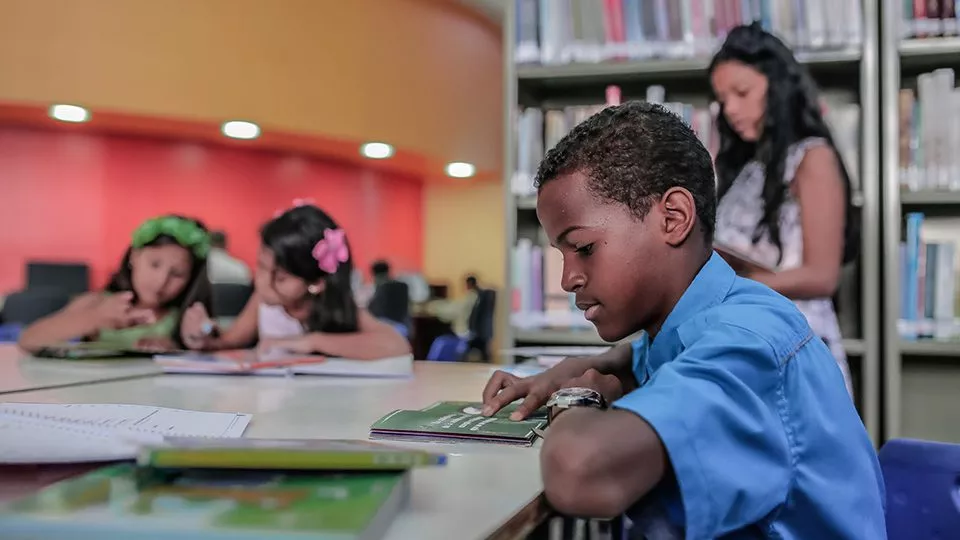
[899, 212, 960, 341]
[900, 1, 959, 39]
[514, 0, 862, 66]
[898, 68, 960, 192]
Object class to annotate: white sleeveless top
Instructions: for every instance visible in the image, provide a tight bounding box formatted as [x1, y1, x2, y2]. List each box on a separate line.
[715, 137, 854, 396]
[258, 303, 306, 339]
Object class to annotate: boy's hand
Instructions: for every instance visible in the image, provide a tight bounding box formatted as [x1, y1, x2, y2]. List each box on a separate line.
[181, 302, 215, 350]
[561, 368, 624, 404]
[482, 358, 597, 421]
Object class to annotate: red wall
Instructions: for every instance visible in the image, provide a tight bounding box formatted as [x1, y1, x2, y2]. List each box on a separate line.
[0, 126, 423, 293]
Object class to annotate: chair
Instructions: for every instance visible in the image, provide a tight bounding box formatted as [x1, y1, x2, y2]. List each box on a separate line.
[0, 323, 23, 343]
[211, 283, 254, 318]
[426, 335, 468, 362]
[368, 280, 411, 328]
[1, 289, 71, 325]
[878, 438, 960, 539]
[466, 289, 496, 362]
[383, 319, 409, 339]
[26, 261, 90, 296]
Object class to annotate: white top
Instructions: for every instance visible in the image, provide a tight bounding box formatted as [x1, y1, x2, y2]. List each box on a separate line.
[206, 248, 252, 285]
[715, 137, 853, 396]
[257, 303, 305, 339]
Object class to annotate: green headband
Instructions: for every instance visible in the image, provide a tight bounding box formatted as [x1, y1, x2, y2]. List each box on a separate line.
[131, 216, 211, 259]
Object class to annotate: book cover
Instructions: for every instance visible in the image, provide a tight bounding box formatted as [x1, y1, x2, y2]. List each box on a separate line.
[369, 401, 547, 447]
[0, 464, 408, 540]
[139, 437, 447, 471]
[34, 341, 187, 360]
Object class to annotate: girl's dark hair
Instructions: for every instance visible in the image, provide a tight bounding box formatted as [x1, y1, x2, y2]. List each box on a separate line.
[709, 22, 860, 265]
[105, 215, 212, 346]
[261, 205, 359, 333]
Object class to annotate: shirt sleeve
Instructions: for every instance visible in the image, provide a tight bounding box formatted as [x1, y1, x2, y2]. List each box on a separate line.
[612, 324, 792, 538]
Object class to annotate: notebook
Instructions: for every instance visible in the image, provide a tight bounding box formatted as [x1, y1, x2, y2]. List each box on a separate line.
[154, 350, 414, 378]
[369, 401, 548, 447]
[138, 437, 447, 471]
[0, 403, 252, 464]
[0, 464, 409, 540]
[33, 341, 187, 360]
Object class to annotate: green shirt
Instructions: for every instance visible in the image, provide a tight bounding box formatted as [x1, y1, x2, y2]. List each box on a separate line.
[96, 309, 179, 348]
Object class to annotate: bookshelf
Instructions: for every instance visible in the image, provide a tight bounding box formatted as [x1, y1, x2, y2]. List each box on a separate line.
[881, 2, 960, 443]
[501, 1, 882, 444]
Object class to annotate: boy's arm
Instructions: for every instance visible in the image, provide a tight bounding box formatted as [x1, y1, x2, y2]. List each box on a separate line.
[540, 325, 792, 534]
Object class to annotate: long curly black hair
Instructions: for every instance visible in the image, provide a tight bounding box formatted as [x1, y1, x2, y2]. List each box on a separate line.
[709, 22, 859, 264]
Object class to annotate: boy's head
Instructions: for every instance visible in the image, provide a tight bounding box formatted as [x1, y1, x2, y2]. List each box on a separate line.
[535, 101, 716, 341]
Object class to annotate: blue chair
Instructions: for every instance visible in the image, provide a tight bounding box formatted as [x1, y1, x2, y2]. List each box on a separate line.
[0, 323, 22, 343]
[426, 335, 467, 362]
[384, 320, 409, 339]
[879, 438, 960, 539]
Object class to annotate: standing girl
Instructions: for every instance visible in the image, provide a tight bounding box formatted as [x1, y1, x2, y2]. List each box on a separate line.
[18, 215, 212, 352]
[180, 204, 410, 360]
[709, 23, 858, 395]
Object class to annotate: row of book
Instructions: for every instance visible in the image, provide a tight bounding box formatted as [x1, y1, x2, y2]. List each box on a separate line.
[900, 212, 960, 340]
[514, 0, 863, 66]
[901, 1, 960, 38]
[510, 238, 594, 331]
[512, 87, 861, 198]
[898, 68, 960, 192]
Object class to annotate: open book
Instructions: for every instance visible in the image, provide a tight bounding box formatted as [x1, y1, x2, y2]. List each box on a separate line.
[369, 401, 548, 447]
[0, 403, 251, 464]
[154, 350, 414, 378]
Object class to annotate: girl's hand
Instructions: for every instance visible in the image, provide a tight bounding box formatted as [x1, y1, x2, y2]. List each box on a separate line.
[135, 336, 178, 352]
[258, 335, 316, 355]
[181, 302, 216, 350]
[94, 292, 156, 330]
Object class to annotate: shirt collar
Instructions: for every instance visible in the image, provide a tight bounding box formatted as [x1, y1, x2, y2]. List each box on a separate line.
[647, 252, 735, 357]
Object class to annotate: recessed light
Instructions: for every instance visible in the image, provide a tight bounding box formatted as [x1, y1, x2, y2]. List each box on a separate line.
[361, 142, 394, 159]
[49, 104, 90, 123]
[221, 120, 260, 140]
[445, 162, 475, 179]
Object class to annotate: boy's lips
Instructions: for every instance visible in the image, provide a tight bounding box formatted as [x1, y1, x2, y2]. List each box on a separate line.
[576, 301, 601, 321]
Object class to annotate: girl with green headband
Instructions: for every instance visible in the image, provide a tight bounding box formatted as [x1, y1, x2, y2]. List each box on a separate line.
[18, 215, 212, 353]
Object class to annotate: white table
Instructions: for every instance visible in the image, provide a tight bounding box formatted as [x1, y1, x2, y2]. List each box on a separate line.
[0, 344, 162, 395]
[2, 361, 544, 540]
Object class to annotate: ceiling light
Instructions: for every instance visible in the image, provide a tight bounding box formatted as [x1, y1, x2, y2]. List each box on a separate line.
[445, 162, 475, 179]
[49, 104, 90, 123]
[221, 120, 260, 140]
[361, 142, 394, 159]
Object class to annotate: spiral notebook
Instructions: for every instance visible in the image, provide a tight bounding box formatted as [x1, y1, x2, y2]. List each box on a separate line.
[0, 403, 252, 464]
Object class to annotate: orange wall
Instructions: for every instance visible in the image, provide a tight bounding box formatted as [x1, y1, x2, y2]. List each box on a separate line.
[0, 126, 423, 293]
[0, 0, 503, 175]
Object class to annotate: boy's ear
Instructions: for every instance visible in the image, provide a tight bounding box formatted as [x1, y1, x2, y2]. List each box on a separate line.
[659, 187, 697, 247]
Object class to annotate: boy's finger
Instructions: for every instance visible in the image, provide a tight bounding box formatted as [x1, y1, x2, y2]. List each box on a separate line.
[509, 390, 548, 421]
[482, 382, 527, 417]
[481, 371, 515, 404]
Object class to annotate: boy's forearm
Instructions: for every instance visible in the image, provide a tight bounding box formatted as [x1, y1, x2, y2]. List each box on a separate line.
[587, 342, 637, 390]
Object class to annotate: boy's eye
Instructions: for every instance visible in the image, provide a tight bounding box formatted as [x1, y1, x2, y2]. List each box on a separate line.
[575, 244, 594, 256]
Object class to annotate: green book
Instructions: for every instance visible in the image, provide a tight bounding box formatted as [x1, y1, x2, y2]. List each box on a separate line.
[34, 341, 186, 360]
[138, 437, 447, 471]
[0, 464, 409, 540]
[369, 401, 547, 447]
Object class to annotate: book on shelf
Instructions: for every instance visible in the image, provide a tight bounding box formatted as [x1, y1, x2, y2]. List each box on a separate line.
[513, 87, 861, 198]
[900, 0, 959, 39]
[154, 350, 414, 379]
[0, 464, 409, 540]
[898, 68, 960, 192]
[137, 437, 447, 472]
[514, 0, 862, 66]
[899, 212, 960, 340]
[369, 401, 548, 447]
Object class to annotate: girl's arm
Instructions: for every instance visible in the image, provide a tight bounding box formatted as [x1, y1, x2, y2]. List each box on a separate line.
[302, 309, 412, 360]
[18, 293, 105, 353]
[748, 146, 846, 300]
[182, 291, 260, 350]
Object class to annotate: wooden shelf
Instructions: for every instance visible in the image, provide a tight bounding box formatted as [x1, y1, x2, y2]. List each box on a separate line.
[900, 190, 960, 206]
[514, 328, 865, 356]
[899, 37, 960, 57]
[899, 340, 960, 357]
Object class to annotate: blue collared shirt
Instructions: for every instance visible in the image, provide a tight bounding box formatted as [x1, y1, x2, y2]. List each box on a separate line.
[613, 253, 886, 539]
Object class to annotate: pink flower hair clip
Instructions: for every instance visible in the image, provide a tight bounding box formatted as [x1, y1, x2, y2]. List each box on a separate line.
[312, 228, 349, 274]
[273, 197, 317, 217]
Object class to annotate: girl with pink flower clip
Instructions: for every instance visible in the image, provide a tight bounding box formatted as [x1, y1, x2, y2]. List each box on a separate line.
[180, 203, 410, 359]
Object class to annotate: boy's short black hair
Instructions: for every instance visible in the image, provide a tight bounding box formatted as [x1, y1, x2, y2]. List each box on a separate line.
[371, 260, 391, 277]
[535, 101, 717, 241]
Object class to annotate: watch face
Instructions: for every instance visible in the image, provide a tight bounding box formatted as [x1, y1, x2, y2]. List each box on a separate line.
[547, 387, 605, 409]
[557, 387, 601, 399]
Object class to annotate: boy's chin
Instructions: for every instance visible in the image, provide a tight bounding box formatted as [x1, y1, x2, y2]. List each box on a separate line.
[592, 320, 632, 343]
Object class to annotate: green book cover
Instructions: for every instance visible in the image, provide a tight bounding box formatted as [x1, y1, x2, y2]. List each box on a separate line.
[0, 464, 408, 540]
[139, 437, 447, 471]
[369, 401, 547, 446]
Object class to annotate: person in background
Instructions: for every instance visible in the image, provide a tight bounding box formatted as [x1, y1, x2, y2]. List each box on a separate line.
[179, 204, 409, 360]
[709, 22, 858, 396]
[206, 230, 252, 285]
[18, 215, 212, 352]
[427, 274, 480, 338]
[480, 102, 884, 537]
[367, 259, 411, 328]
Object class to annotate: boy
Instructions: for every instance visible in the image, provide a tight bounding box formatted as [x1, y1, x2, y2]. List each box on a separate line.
[482, 102, 885, 538]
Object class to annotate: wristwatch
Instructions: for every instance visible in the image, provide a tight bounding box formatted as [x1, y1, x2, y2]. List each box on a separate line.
[546, 387, 607, 423]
